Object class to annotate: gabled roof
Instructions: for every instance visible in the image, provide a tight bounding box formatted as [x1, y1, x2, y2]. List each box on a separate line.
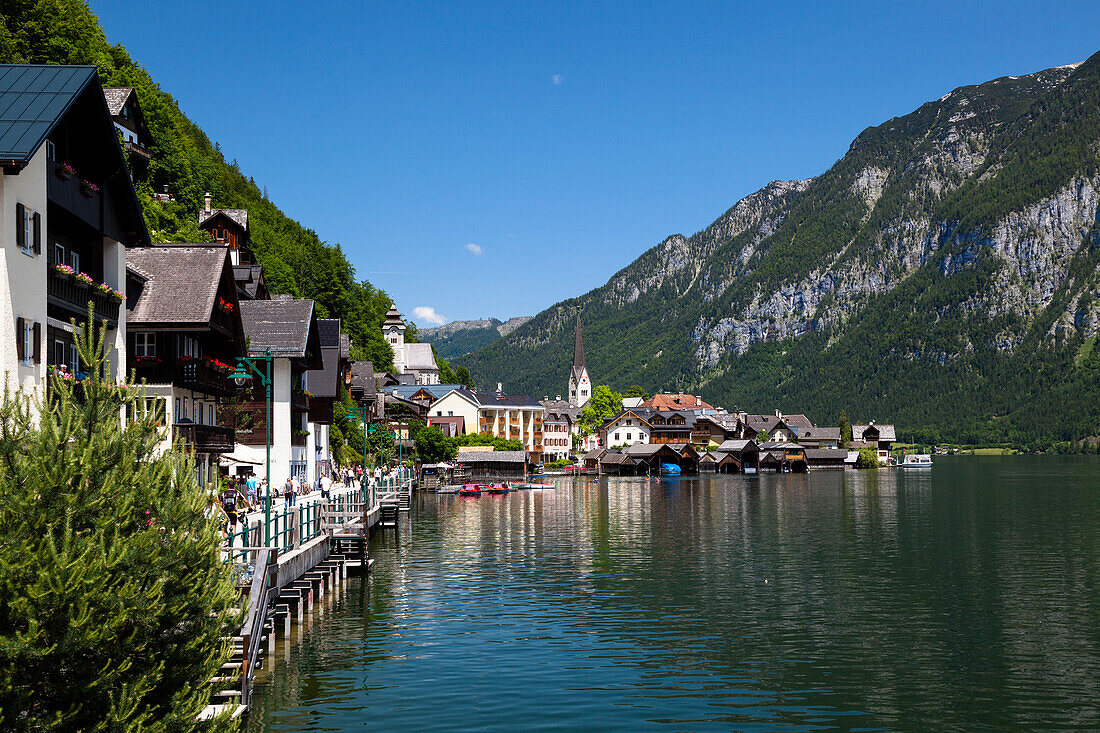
[783, 414, 815, 432]
[539, 399, 583, 421]
[391, 384, 467, 402]
[404, 342, 438, 372]
[718, 439, 759, 453]
[310, 319, 345, 399]
[348, 361, 376, 396]
[0, 65, 95, 165]
[605, 409, 652, 430]
[199, 207, 248, 230]
[800, 426, 841, 441]
[102, 86, 133, 116]
[853, 424, 897, 442]
[581, 448, 606, 461]
[238, 295, 322, 366]
[126, 246, 237, 327]
[805, 448, 848, 460]
[318, 318, 342, 348]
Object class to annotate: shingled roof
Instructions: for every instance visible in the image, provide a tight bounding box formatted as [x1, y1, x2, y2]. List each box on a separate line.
[199, 207, 248, 230]
[238, 295, 322, 366]
[101, 86, 132, 116]
[126, 246, 233, 325]
[404, 342, 438, 372]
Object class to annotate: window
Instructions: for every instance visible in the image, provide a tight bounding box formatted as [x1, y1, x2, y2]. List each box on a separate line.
[70, 250, 79, 273]
[626, 433, 633, 441]
[15, 318, 39, 365]
[207, 404, 214, 425]
[448, 411, 453, 416]
[69, 344, 80, 374]
[135, 333, 155, 357]
[46, 140, 55, 160]
[16, 203, 39, 256]
[53, 243, 65, 266]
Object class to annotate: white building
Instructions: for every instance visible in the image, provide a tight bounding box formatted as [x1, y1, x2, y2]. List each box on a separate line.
[430, 388, 545, 456]
[228, 296, 323, 487]
[1, 66, 149, 398]
[604, 411, 652, 447]
[383, 305, 440, 385]
[539, 397, 582, 461]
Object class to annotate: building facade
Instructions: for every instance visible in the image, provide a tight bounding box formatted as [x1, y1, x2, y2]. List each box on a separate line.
[2, 66, 149, 399]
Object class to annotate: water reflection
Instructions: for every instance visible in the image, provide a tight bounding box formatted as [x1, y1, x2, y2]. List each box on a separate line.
[248, 457, 1100, 732]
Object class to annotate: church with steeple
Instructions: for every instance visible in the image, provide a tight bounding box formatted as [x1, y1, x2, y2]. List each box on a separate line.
[568, 313, 591, 408]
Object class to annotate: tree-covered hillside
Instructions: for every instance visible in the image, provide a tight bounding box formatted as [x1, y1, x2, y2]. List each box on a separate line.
[462, 55, 1100, 448]
[0, 0, 397, 369]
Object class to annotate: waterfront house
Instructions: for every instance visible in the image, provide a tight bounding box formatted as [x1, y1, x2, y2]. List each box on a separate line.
[228, 295, 322, 485]
[428, 387, 546, 460]
[125, 245, 246, 487]
[798, 426, 842, 449]
[1, 65, 149, 397]
[602, 410, 652, 447]
[743, 413, 804, 442]
[539, 397, 583, 461]
[623, 443, 699, 474]
[716, 439, 761, 473]
[851, 422, 896, 462]
[102, 86, 152, 176]
[805, 448, 848, 468]
[692, 414, 740, 449]
[757, 441, 808, 472]
[581, 448, 606, 473]
[454, 450, 528, 481]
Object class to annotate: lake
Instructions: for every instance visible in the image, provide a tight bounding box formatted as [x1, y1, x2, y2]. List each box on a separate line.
[245, 456, 1100, 731]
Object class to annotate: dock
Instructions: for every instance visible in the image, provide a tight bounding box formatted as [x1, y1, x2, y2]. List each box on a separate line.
[199, 468, 414, 720]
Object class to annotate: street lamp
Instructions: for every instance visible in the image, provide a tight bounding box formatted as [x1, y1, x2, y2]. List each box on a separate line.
[230, 349, 272, 546]
[342, 402, 371, 485]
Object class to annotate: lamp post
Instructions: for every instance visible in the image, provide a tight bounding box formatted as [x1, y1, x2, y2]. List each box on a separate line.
[342, 402, 370, 485]
[229, 350, 273, 546]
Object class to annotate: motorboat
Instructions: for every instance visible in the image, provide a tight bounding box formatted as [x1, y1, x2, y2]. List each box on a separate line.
[486, 483, 509, 494]
[900, 454, 933, 468]
[660, 463, 681, 475]
[458, 484, 482, 497]
[510, 482, 554, 490]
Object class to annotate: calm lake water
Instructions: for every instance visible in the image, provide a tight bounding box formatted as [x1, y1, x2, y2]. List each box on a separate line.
[246, 456, 1100, 732]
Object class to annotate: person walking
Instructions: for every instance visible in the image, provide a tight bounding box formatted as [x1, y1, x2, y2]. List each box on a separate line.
[220, 481, 249, 547]
[284, 477, 296, 508]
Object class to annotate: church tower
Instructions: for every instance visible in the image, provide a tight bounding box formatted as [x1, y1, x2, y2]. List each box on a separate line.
[382, 305, 407, 374]
[568, 313, 591, 408]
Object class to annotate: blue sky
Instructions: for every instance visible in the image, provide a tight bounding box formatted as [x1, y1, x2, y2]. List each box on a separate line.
[93, 0, 1100, 327]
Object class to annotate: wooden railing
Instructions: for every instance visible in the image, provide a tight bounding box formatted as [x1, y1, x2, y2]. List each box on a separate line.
[46, 268, 121, 322]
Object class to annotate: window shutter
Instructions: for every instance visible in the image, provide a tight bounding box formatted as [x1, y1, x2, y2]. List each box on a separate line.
[32, 322, 40, 363]
[32, 212, 41, 254]
[15, 318, 24, 361]
[15, 204, 25, 248]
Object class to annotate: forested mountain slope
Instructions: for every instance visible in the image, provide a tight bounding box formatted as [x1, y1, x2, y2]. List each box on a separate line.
[1, 0, 398, 369]
[420, 316, 531, 359]
[463, 55, 1100, 446]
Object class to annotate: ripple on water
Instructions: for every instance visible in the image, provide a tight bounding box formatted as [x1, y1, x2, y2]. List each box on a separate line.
[248, 457, 1100, 732]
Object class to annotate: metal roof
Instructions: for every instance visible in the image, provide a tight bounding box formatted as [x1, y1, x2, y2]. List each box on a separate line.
[0, 65, 96, 165]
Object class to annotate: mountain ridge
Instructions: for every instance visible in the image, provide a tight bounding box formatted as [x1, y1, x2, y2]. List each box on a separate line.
[420, 316, 532, 359]
[462, 54, 1100, 447]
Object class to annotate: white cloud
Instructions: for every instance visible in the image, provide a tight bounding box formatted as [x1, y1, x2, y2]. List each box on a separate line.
[551, 74, 564, 85]
[412, 306, 446, 325]
[464, 242, 482, 255]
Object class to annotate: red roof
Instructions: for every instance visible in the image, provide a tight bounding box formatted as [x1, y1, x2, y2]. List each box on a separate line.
[640, 394, 715, 412]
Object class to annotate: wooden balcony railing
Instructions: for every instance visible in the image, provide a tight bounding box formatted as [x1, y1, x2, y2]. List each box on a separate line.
[174, 423, 235, 453]
[47, 268, 120, 323]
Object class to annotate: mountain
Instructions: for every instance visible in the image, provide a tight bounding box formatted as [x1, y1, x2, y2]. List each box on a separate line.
[421, 317, 532, 359]
[462, 55, 1100, 448]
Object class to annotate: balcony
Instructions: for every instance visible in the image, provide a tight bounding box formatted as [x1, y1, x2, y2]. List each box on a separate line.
[291, 389, 310, 412]
[47, 159, 101, 229]
[174, 423, 235, 453]
[291, 431, 308, 447]
[132, 359, 231, 397]
[47, 268, 120, 324]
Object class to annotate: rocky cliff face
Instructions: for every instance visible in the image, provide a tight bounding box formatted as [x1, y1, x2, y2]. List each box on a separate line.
[421, 316, 533, 359]
[463, 54, 1100, 444]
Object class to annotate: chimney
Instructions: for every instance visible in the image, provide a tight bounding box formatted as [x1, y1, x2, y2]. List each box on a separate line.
[556, 394, 561, 401]
[775, 409, 782, 418]
[496, 382, 502, 393]
[203, 192, 212, 212]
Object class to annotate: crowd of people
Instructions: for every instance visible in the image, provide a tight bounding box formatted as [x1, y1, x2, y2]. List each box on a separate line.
[215, 465, 398, 542]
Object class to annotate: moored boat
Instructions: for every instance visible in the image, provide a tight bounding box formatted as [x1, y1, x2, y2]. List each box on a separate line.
[458, 484, 482, 497]
[900, 454, 933, 468]
[510, 482, 554, 490]
[486, 483, 509, 494]
[660, 463, 681, 475]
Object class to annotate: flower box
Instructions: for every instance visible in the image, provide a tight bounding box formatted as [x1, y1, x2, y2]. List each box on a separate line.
[80, 179, 99, 198]
[74, 272, 94, 287]
[53, 263, 75, 278]
[56, 162, 77, 180]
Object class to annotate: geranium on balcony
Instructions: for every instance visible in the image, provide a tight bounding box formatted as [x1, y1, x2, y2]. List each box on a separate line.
[217, 297, 234, 313]
[74, 272, 93, 286]
[56, 161, 77, 180]
[135, 355, 162, 364]
[53, 263, 75, 277]
[95, 282, 124, 301]
[80, 179, 100, 197]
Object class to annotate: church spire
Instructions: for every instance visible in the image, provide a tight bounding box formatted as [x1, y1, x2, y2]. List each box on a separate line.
[573, 312, 585, 370]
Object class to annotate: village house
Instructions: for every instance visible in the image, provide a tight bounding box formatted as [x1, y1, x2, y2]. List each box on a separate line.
[641, 393, 716, 413]
[308, 318, 352, 480]
[125, 245, 246, 486]
[428, 387, 545, 460]
[852, 422, 896, 462]
[102, 86, 153, 177]
[227, 295, 323, 485]
[198, 194, 268, 301]
[798, 426, 842, 449]
[602, 409, 652, 447]
[539, 398, 582, 461]
[1, 65, 149, 398]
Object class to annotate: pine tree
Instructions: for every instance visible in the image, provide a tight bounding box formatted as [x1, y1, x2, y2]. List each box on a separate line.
[0, 316, 240, 731]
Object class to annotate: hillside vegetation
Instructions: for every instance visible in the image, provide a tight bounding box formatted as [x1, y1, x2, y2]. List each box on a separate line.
[463, 55, 1100, 448]
[0, 0, 397, 369]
